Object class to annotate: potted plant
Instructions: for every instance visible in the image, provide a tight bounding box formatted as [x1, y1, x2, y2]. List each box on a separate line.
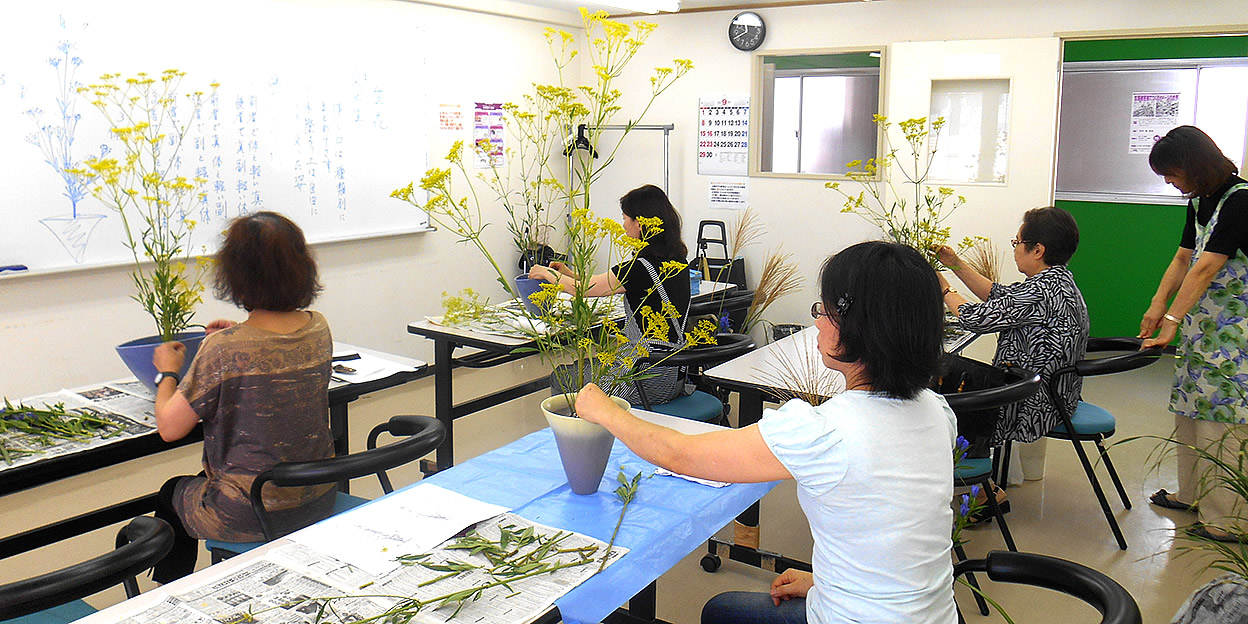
[70, 70, 214, 393]
[392, 10, 709, 494]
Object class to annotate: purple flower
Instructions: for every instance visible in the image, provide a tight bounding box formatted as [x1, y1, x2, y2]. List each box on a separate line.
[718, 313, 732, 332]
[970, 484, 981, 498]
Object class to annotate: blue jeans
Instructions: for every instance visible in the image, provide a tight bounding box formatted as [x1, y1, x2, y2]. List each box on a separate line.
[701, 592, 808, 624]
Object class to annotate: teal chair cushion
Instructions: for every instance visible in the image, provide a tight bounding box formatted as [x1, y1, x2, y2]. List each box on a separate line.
[955, 457, 994, 480]
[644, 390, 724, 422]
[6, 599, 96, 624]
[1050, 401, 1116, 436]
[206, 492, 370, 557]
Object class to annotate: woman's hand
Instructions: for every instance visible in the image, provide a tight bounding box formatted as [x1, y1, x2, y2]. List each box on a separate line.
[204, 319, 237, 335]
[549, 261, 571, 275]
[1142, 318, 1179, 349]
[770, 569, 814, 605]
[152, 341, 187, 373]
[933, 245, 962, 270]
[529, 264, 560, 283]
[1139, 301, 1167, 340]
[574, 383, 621, 425]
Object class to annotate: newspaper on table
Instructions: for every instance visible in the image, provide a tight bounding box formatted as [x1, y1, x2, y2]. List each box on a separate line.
[328, 349, 421, 386]
[118, 512, 627, 624]
[0, 381, 155, 472]
[428, 295, 627, 339]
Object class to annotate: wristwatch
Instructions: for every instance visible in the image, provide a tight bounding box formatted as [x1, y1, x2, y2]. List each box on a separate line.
[154, 371, 181, 387]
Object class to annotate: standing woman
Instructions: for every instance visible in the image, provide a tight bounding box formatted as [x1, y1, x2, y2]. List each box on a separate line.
[1141, 126, 1248, 541]
[530, 184, 692, 404]
[150, 211, 336, 581]
[576, 242, 957, 624]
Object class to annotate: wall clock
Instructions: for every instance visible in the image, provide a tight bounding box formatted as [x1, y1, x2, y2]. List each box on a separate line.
[728, 11, 765, 52]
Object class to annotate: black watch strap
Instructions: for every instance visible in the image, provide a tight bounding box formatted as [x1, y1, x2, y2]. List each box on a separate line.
[155, 371, 181, 386]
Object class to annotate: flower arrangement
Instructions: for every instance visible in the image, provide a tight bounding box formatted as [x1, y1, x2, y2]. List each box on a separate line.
[392, 10, 708, 407]
[69, 70, 214, 341]
[827, 115, 966, 268]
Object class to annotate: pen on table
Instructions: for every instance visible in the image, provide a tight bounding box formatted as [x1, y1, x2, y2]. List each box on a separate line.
[0, 265, 28, 274]
[332, 352, 361, 361]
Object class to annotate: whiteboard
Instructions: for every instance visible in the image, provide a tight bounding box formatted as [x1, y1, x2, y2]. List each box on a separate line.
[0, 0, 429, 275]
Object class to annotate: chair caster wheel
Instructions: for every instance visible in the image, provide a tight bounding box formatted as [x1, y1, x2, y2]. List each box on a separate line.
[701, 553, 721, 572]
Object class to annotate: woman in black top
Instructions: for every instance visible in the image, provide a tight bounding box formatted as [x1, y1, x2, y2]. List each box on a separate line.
[1140, 126, 1248, 540]
[531, 184, 691, 404]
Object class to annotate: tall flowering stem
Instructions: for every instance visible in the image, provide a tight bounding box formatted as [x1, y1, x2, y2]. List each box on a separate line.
[827, 115, 965, 268]
[69, 70, 214, 340]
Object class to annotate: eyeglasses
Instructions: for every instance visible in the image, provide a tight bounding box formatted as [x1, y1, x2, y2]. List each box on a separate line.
[811, 301, 834, 320]
[1010, 238, 1032, 247]
[811, 294, 853, 321]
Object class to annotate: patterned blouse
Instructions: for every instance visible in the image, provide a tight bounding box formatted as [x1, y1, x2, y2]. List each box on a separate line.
[956, 266, 1090, 444]
[172, 311, 336, 542]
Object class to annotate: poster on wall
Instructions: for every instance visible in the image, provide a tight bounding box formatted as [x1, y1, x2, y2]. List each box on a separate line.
[698, 96, 749, 176]
[473, 102, 505, 168]
[1129, 92, 1180, 154]
[709, 181, 747, 210]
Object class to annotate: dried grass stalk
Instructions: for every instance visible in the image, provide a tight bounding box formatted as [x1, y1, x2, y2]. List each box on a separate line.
[743, 251, 804, 333]
[753, 332, 842, 406]
[962, 238, 1004, 284]
[729, 208, 765, 258]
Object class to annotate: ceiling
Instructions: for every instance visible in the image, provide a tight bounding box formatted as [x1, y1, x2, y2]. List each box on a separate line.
[506, 0, 868, 17]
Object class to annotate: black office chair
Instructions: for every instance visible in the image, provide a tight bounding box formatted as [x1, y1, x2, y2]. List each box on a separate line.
[206, 415, 446, 560]
[938, 355, 1040, 617]
[954, 550, 1142, 624]
[633, 333, 756, 424]
[1025, 337, 1162, 550]
[0, 516, 174, 623]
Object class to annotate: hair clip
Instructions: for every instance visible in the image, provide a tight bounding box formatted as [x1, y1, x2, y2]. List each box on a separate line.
[836, 293, 853, 317]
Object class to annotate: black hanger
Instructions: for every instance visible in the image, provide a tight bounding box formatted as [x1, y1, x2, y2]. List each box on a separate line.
[562, 124, 599, 158]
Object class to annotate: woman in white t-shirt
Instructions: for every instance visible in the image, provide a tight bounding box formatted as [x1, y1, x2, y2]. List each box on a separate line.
[575, 241, 957, 624]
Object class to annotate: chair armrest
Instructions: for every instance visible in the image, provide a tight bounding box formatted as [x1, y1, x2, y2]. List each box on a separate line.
[942, 365, 1041, 412]
[637, 333, 756, 368]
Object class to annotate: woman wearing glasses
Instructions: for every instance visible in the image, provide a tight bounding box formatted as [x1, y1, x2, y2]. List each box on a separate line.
[1138, 126, 1248, 542]
[576, 241, 957, 624]
[935, 206, 1089, 499]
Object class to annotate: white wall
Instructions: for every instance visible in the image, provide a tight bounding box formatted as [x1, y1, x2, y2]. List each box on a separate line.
[2, 0, 1244, 398]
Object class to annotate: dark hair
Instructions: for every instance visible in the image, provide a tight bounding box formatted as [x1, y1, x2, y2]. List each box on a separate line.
[1019, 206, 1079, 266]
[214, 211, 321, 311]
[1149, 125, 1237, 197]
[620, 184, 687, 259]
[820, 241, 943, 399]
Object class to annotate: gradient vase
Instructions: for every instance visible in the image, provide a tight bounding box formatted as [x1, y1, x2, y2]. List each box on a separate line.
[116, 330, 207, 395]
[541, 392, 630, 495]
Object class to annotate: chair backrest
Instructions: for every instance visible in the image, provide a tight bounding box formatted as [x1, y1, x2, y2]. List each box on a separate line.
[937, 355, 1040, 457]
[1049, 337, 1162, 420]
[249, 415, 446, 540]
[954, 550, 1142, 624]
[0, 516, 174, 620]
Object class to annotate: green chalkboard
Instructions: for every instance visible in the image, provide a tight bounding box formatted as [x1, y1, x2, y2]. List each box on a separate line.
[1060, 199, 1186, 338]
[1064, 35, 1248, 63]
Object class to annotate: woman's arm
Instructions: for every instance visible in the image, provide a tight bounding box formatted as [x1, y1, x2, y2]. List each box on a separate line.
[575, 383, 792, 483]
[152, 342, 200, 442]
[1142, 250, 1226, 348]
[1139, 247, 1194, 340]
[530, 265, 624, 297]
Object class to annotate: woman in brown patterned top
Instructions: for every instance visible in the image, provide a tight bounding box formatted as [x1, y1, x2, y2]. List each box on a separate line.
[150, 211, 335, 582]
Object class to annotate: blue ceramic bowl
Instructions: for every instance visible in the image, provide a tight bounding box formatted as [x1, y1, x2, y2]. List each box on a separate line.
[116, 330, 207, 395]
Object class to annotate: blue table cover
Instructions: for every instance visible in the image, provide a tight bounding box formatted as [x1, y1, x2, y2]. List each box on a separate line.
[422, 428, 777, 624]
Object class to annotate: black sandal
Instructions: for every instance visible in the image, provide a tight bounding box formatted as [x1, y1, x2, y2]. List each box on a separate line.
[1188, 523, 1240, 543]
[1150, 488, 1198, 512]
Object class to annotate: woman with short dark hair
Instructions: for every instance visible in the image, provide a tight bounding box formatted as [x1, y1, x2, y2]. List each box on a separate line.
[1139, 125, 1248, 541]
[576, 241, 958, 623]
[150, 211, 334, 581]
[530, 184, 692, 404]
[936, 207, 1089, 490]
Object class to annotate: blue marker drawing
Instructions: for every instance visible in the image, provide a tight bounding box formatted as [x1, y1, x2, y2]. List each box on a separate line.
[0, 265, 30, 274]
[25, 30, 107, 264]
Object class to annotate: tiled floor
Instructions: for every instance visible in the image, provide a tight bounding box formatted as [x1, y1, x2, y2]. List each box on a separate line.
[0, 350, 1222, 622]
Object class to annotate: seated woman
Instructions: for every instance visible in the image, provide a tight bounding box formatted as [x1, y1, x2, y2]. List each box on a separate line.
[150, 211, 336, 582]
[576, 241, 957, 624]
[935, 206, 1089, 499]
[530, 184, 692, 405]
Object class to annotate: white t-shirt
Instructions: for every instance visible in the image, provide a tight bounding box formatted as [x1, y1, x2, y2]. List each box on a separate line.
[757, 389, 958, 624]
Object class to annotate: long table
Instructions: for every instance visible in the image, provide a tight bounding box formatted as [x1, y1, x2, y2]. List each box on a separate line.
[0, 343, 426, 559]
[78, 410, 776, 624]
[407, 282, 735, 473]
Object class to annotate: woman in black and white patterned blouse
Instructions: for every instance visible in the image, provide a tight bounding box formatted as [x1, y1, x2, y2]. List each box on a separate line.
[935, 207, 1090, 490]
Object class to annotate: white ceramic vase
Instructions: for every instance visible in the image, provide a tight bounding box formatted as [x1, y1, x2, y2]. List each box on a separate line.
[541, 392, 630, 495]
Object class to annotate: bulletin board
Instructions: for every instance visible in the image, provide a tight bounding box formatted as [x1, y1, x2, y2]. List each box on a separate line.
[0, 0, 430, 275]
